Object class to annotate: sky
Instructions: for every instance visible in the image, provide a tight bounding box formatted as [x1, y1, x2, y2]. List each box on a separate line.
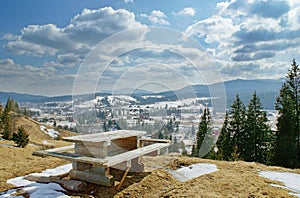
[0, 0, 300, 96]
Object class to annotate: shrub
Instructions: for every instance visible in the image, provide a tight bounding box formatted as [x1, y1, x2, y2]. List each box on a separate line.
[13, 127, 29, 148]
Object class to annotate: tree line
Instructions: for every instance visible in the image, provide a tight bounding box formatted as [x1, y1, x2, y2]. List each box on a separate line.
[194, 59, 300, 169]
[0, 98, 29, 147]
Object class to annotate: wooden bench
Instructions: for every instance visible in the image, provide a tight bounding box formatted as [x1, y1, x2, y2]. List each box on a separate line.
[33, 130, 170, 188]
[33, 142, 169, 167]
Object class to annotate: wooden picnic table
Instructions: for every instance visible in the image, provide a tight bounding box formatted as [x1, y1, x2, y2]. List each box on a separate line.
[33, 130, 170, 188]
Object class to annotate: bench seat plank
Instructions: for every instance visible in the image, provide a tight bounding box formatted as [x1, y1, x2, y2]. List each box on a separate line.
[104, 143, 169, 167]
[33, 143, 169, 167]
[33, 150, 108, 166]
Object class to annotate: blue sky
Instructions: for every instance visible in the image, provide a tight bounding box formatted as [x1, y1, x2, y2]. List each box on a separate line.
[0, 0, 299, 96]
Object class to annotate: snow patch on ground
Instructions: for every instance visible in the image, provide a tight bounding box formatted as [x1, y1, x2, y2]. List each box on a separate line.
[1, 164, 72, 197]
[40, 126, 60, 139]
[168, 163, 218, 182]
[259, 171, 300, 197]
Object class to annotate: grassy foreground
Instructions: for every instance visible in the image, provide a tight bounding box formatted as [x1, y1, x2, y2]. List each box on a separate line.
[1, 116, 300, 197]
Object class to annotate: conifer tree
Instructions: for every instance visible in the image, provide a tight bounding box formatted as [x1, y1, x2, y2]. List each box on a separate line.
[245, 92, 272, 164]
[216, 112, 232, 160]
[274, 59, 300, 168]
[229, 94, 246, 160]
[2, 98, 15, 139]
[3, 113, 13, 140]
[196, 105, 212, 157]
[13, 127, 29, 148]
[0, 103, 3, 132]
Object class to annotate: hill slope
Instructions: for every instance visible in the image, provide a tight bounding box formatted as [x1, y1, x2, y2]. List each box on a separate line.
[0, 114, 75, 192]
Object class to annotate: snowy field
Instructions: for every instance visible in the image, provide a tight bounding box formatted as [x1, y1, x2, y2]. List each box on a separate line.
[168, 163, 218, 182]
[259, 171, 300, 197]
[0, 164, 72, 198]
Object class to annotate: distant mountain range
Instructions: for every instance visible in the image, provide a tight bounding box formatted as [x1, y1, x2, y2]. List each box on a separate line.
[0, 79, 284, 109]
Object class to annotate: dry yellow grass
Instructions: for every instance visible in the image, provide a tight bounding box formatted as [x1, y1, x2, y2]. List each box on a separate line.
[0, 142, 68, 192]
[2, 115, 300, 197]
[0, 114, 74, 192]
[114, 156, 300, 198]
[2, 146, 300, 197]
[13, 115, 75, 145]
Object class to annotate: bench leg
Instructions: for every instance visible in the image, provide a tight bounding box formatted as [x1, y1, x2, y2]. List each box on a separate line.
[116, 161, 131, 190]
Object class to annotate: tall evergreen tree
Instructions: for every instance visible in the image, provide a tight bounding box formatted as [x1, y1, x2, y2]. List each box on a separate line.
[229, 94, 246, 160]
[216, 112, 232, 160]
[196, 105, 212, 157]
[0, 103, 3, 132]
[2, 98, 14, 139]
[274, 59, 300, 168]
[3, 113, 13, 140]
[245, 92, 272, 164]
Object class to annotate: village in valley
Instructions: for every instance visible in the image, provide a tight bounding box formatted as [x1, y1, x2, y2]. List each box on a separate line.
[26, 94, 278, 155]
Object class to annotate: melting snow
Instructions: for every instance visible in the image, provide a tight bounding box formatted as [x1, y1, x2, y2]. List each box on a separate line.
[259, 171, 300, 197]
[168, 163, 218, 182]
[40, 126, 60, 139]
[1, 164, 72, 197]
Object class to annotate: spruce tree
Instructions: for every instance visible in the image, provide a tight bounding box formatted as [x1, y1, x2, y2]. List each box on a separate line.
[274, 59, 300, 168]
[0, 103, 3, 132]
[228, 94, 246, 160]
[3, 113, 13, 140]
[216, 112, 232, 160]
[2, 98, 15, 139]
[196, 105, 212, 157]
[13, 127, 29, 148]
[245, 92, 272, 164]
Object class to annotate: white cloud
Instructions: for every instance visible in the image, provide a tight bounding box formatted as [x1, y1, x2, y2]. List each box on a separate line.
[174, 7, 195, 16]
[140, 10, 170, 26]
[0, 58, 55, 80]
[0, 58, 76, 95]
[185, 0, 300, 80]
[0, 33, 19, 41]
[5, 7, 145, 57]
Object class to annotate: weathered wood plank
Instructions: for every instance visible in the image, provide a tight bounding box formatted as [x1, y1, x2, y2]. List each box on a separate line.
[139, 138, 171, 144]
[33, 150, 108, 166]
[33, 145, 74, 153]
[69, 170, 114, 186]
[75, 142, 107, 158]
[63, 130, 146, 143]
[56, 180, 87, 192]
[104, 143, 170, 167]
[108, 136, 138, 156]
[33, 142, 169, 168]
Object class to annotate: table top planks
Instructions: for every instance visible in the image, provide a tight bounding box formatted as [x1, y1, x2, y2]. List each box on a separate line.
[63, 130, 147, 143]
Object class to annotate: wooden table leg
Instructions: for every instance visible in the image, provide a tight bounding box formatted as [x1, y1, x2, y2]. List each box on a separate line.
[116, 161, 131, 190]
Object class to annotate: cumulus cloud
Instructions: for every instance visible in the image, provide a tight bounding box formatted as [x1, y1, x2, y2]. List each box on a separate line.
[1, 6, 147, 94]
[174, 7, 195, 16]
[185, 0, 300, 79]
[0, 58, 76, 95]
[140, 10, 170, 26]
[0, 58, 55, 81]
[4, 7, 145, 57]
